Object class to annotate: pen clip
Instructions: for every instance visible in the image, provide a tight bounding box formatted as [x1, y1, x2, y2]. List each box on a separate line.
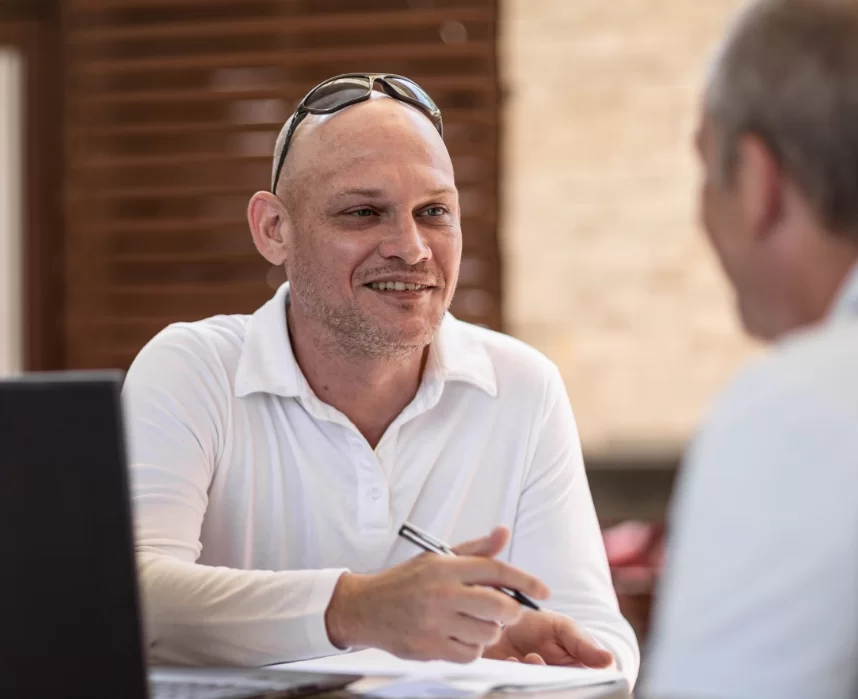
[399, 521, 455, 555]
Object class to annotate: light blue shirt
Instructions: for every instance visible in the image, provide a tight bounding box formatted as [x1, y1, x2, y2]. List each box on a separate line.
[646, 264, 858, 699]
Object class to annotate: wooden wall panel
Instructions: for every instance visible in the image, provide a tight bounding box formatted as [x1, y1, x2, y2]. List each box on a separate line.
[63, 0, 501, 369]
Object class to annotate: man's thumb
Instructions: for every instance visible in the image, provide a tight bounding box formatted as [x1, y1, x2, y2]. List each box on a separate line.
[452, 526, 510, 557]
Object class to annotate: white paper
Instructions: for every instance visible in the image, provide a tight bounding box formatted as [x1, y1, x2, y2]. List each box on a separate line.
[359, 678, 493, 698]
[271, 648, 624, 695]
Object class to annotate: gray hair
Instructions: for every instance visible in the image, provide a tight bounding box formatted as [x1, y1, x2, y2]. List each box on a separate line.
[704, 0, 858, 238]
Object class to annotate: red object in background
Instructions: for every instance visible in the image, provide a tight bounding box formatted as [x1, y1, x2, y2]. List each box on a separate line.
[604, 520, 664, 576]
[603, 521, 665, 642]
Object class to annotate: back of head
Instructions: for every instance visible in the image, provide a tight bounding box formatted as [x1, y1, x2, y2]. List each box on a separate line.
[705, 0, 858, 240]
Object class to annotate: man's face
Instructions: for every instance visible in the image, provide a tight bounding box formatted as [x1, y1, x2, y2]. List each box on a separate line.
[281, 98, 461, 357]
[696, 114, 776, 339]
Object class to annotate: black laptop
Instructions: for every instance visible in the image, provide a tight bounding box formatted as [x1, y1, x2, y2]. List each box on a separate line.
[0, 371, 360, 699]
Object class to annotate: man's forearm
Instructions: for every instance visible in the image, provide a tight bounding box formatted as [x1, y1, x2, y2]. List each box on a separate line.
[136, 551, 348, 666]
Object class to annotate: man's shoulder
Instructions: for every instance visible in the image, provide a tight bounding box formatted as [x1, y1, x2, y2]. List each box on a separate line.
[712, 318, 858, 421]
[687, 318, 858, 492]
[442, 317, 569, 411]
[446, 316, 562, 385]
[130, 313, 254, 377]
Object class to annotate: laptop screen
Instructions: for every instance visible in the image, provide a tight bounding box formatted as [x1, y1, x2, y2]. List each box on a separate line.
[0, 372, 149, 699]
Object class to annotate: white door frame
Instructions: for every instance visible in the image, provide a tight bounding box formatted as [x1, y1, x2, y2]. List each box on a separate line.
[0, 47, 22, 376]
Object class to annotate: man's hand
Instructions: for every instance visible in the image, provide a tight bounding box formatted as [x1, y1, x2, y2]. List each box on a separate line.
[483, 609, 615, 668]
[324, 526, 550, 663]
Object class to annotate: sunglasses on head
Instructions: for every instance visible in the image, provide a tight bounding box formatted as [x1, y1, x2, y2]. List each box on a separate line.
[270, 73, 444, 192]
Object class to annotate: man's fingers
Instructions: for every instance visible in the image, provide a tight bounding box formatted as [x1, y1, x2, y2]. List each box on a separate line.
[455, 586, 523, 626]
[444, 637, 483, 664]
[452, 526, 510, 557]
[558, 622, 614, 668]
[448, 612, 504, 647]
[524, 653, 546, 665]
[453, 557, 550, 601]
[581, 646, 614, 668]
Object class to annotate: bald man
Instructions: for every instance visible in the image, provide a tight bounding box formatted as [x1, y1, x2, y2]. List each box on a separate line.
[122, 74, 638, 683]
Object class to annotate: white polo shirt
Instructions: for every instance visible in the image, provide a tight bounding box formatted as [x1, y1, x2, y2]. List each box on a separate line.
[123, 282, 639, 683]
[645, 266, 858, 699]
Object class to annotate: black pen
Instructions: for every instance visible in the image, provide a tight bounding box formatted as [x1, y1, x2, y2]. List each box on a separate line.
[398, 521, 541, 611]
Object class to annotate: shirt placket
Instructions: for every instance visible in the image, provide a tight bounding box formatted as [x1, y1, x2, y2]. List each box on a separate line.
[348, 432, 390, 534]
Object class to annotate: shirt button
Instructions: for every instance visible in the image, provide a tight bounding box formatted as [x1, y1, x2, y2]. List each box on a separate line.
[370, 486, 383, 501]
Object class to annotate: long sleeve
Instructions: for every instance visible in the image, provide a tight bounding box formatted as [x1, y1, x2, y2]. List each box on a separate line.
[509, 364, 640, 686]
[123, 325, 347, 666]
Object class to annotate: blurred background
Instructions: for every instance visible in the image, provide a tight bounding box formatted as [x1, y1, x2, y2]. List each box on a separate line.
[0, 0, 757, 656]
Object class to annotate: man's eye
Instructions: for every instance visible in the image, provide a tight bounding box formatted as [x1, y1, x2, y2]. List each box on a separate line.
[349, 208, 376, 218]
[423, 206, 447, 217]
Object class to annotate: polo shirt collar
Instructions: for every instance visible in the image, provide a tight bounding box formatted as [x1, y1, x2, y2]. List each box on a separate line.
[234, 283, 305, 399]
[428, 314, 498, 397]
[234, 283, 497, 399]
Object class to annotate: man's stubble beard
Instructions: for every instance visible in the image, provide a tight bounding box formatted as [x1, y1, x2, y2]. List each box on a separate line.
[287, 256, 451, 360]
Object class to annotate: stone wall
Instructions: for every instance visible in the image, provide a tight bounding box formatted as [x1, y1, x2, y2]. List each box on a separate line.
[500, 0, 759, 456]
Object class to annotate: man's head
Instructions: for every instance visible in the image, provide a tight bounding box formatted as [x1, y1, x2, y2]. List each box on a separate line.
[698, 0, 858, 341]
[248, 86, 460, 358]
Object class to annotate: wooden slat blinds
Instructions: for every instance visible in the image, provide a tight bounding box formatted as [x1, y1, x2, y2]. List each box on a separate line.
[63, 0, 502, 369]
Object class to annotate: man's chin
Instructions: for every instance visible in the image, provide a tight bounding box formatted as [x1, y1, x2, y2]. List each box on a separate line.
[384, 330, 437, 353]
[370, 319, 440, 354]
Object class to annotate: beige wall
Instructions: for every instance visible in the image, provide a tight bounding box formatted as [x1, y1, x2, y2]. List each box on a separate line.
[0, 48, 22, 376]
[500, 0, 759, 454]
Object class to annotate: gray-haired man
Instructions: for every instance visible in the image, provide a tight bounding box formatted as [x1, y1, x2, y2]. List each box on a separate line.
[646, 1, 858, 697]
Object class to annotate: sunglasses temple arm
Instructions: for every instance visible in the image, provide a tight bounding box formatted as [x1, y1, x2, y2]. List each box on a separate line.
[271, 111, 306, 192]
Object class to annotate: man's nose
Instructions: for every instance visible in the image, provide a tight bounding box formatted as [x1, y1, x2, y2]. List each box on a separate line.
[377, 215, 432, 266]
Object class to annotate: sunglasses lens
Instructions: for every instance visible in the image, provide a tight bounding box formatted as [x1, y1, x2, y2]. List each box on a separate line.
[304, 76, 371, 110]
[385, 76, 438, 112]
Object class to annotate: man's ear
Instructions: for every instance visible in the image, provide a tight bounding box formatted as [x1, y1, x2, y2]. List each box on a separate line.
[248, 191, 291, 265]
[735, 134, 783, 241]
